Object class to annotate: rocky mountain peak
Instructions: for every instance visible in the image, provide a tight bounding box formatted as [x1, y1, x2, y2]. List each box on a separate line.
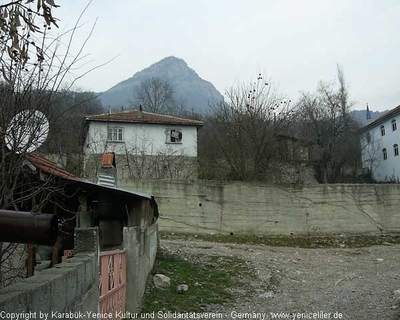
[100, 57, 223, 113]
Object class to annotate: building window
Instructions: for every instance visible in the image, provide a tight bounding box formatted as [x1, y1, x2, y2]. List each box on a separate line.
[166, 129, 182, 143]
[383, 148, 387, 160]
[395, 144, 399, 157]
[366, 132, 371, 144]
[107, 127, 123, 142]
[381, 125, 385, 136]
[392, 119, 397, 131]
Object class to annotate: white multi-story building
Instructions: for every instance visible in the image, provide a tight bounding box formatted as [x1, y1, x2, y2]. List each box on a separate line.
[360, 105, 400, 182]
[83, 109, 204, 179]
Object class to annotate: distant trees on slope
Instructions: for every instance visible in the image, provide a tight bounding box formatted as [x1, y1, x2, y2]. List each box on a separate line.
[198, 67, 362, 183]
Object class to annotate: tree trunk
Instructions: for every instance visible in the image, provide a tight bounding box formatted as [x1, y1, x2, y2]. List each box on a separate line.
[321, 164, 328, 184]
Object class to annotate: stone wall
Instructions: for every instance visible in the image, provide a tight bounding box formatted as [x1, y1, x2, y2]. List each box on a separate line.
[0, 228, 99, 317]
[120, 179, 400, 236]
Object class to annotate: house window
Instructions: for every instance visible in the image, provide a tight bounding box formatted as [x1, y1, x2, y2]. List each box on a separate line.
[107, 127, 124, 142]
[395, 144, 399, 157]
[381, 125, 385, 136]
[392, 119, 397, 131]
[383, 148, 387, 160]
[366, 132, 371, 144]
[166, 129, 182, 143]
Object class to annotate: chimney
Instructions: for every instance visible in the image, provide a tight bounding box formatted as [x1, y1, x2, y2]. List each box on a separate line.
[138, 105, 143, 118]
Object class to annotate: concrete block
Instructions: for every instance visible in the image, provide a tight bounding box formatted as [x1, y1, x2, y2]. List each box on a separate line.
[0, 278, 51, 313]
[66, 259, 86, 299]
[73, 254, 97, 292]
[0, 290, 29, 313]
[81, 284, 100, 314]
[0, 251, 99, 315]
[75, 227, 99, 253]
[47, 272, 68, 312]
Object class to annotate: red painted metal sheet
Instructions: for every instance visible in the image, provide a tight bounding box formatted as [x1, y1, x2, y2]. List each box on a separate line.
[61, 250, 74, 262]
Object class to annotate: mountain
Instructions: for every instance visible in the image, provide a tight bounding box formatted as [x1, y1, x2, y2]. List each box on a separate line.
[350, 109, 388, 126]
[99, 56, 224, 113]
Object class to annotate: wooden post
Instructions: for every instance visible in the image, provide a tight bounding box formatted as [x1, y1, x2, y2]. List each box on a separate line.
[26, 245, 36, 278]
[51, 245, 58, 267]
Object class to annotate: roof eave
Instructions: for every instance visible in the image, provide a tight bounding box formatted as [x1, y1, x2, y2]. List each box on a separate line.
[360, 105, 400, 132]
[85, 118, 204, 127]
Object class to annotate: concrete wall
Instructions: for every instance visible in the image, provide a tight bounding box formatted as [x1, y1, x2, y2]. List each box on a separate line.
[119, 179, 400, 236]
[123, 223, 158, 312]
[0, 228, 99, 317]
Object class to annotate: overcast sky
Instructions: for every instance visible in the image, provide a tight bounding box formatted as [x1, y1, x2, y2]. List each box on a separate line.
[56, 0, 400, 112]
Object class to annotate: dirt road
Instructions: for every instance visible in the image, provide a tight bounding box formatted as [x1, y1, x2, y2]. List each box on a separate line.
[161, 238, 400, 320]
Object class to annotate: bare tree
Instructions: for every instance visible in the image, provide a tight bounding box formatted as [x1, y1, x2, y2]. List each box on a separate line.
[199, 74, 295, 181]
[0, 1, 101, 288]
[132, 77, 177, 114]
[359, 132, 382, 181]
[43, 90, 104, 174]
[297, 66, 360, 183]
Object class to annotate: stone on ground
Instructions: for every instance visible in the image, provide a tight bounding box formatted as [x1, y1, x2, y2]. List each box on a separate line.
[153, 274, 171, 289]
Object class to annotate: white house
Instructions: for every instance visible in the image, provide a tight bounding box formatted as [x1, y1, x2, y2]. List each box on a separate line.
[83, 109, 204, 179]
[360, 104, 400, 182]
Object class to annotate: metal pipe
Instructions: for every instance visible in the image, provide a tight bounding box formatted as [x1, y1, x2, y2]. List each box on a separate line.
[0, 209, 58, 245]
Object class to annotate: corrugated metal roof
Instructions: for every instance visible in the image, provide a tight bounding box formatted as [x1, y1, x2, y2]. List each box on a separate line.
[85, 109, 204, 126]
[27, 152, 153, 200]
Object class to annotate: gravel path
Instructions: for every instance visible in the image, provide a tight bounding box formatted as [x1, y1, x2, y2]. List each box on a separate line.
[161, 238, 400, 320]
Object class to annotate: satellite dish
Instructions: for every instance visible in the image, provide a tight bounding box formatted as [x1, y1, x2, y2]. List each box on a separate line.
[4, 110, 49, 153]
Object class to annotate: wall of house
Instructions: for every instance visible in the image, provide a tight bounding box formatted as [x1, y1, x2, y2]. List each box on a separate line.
[361, 113, 400, 182]
[84, 121, 198, 157]
[83, 122, 199, 179]
[119, 179, 400, 236]
[0, 228, 99, 315]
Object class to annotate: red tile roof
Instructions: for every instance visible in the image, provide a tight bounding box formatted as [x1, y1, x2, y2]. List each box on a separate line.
[27, 152, 80, 181]
[85, 110, 204, 126]
[361, 104, 400, 132]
